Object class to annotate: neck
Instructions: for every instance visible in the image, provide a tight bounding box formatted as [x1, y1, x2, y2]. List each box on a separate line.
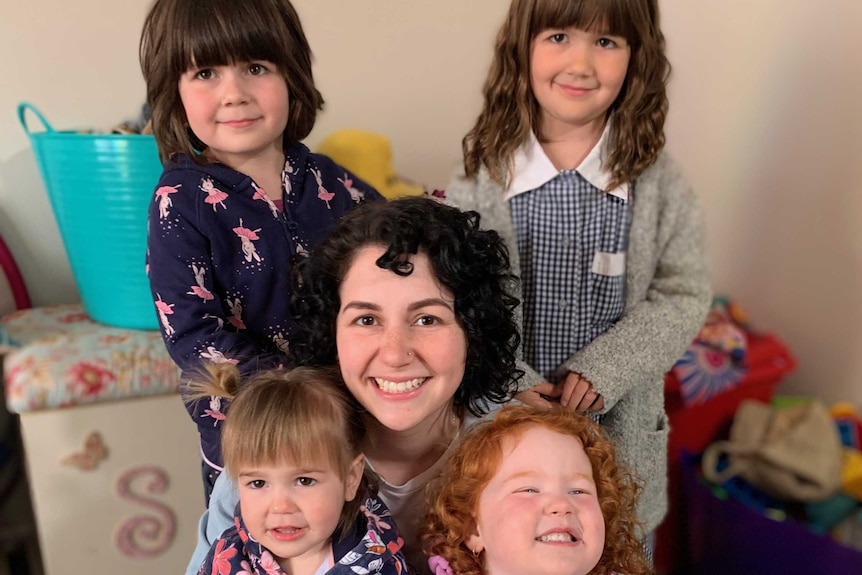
[277, 540, 331, 575]
[538, 115, 606, 171]
[210, 144, 285, 201]
[363, 407, 460, 486]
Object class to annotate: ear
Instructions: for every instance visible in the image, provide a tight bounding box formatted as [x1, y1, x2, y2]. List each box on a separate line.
[343, 453, 365, 502]
[465, 518, 484, 556]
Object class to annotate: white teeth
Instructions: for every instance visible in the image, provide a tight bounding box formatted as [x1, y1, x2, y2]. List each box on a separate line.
[538, 533, 575, 542]
[374, 377, 426, 393]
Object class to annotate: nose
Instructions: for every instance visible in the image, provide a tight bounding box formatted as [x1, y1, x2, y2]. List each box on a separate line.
[379, 324, 413, 366]
[565, 42, 593, 76]
[221, 69, 250, 105]
[545, 492, 575, 516]
[270, 488, 299, 514]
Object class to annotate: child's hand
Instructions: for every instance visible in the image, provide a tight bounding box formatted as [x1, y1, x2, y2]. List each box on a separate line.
[514, 381, 561, 410]
[560, 372, 604, 413]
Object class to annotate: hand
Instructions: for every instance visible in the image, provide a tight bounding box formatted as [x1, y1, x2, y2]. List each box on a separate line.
[559, 372, 604, 413]
[513, 381, 561, 410]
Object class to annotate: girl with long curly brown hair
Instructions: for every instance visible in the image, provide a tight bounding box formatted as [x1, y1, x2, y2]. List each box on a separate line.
[445, 0, 711, 558]
[421, 405, 651, 575]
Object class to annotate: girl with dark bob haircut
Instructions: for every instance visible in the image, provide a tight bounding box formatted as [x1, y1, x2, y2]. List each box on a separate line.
[140, 0, 321, 163]
[290, 196, 522, 416]
[140, 0, 380, 501]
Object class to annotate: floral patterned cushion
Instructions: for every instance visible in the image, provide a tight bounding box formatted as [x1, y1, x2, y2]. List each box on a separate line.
[1, 305, 181, 413]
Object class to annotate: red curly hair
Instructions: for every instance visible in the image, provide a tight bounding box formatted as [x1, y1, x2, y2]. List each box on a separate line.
[421, 405, 652, 575]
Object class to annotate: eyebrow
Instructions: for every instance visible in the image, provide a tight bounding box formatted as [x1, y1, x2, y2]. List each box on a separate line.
[341, 298, 454, 313]
[237, 467, 325, 478]
[501, 470, 595, 484]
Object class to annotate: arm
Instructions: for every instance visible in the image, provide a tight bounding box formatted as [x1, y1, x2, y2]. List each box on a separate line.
[147, 172, 289, 377]
[561, 168, 711, 411]
[185, 472, 239, 575]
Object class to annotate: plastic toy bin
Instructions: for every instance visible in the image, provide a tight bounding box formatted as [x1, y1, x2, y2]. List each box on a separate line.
[18, 103, 161, 330]
[681, 453, 862, 574]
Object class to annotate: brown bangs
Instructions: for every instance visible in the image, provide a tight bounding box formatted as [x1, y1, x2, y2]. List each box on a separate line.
[530, 0, 638, 45]
[169, 0, 290, 77]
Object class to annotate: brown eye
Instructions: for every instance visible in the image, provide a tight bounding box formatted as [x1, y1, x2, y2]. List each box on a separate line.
[248, 63, 267, 76]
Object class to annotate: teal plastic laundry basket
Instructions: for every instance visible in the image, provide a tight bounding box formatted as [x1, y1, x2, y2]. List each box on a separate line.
[18, 102, 161, 330]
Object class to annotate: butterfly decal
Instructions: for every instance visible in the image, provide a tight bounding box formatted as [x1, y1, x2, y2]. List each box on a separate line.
[62, 431, 108, 471]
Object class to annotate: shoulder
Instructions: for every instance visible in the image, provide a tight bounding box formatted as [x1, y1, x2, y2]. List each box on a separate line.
[157, 155, 233, 191]
[636, 150, 700, 214]
[639, 151, 692, 196]
[445, 166, 506, 215]
[333, 493, 408, 573]
[200, 529, 245, 573]
[304, 149, 383, 201]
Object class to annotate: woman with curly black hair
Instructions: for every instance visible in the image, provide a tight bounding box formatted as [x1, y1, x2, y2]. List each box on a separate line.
[187, 197, 524, 575]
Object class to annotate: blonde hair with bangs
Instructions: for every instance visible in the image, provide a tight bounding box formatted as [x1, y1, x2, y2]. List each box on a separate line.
[187, 364, 368, 527]
[139, 0, 323, 164]
[462, 0, 670, 191]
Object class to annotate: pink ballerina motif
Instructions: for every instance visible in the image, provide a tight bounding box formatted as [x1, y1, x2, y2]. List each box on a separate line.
[187, 264, 215, 301]
[338, 173, 365, 202]
[281, 160, 295, 196]
[154, 184, 181, 219]
[227, 298, 247, 330]
[272, 332, 289, 354]
[200, 346, 239, 365]
[251, 182, 279, 219]
[232, 218, 262, 263]
[200, 177, 228, 211]
[203, 313, 224, 330]
[310, 167, 335, 209]
[201, 395, 227, 425]
[154, 294, 175, 336]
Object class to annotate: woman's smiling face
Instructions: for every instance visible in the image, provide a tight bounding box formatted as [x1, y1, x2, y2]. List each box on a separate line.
[335, 246, 467, 432]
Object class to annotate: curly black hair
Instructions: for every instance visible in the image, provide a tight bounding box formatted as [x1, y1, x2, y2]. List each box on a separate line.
[290, 197, 522, 416]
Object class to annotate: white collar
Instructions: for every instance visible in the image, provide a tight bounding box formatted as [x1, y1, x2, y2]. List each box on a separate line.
[504, 123, 629, 201]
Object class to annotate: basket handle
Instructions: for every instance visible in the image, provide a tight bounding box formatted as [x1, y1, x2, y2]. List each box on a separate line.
[18, 102, 56, 135]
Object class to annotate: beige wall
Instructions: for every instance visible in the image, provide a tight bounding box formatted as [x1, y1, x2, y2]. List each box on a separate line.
[1, 0, 860, 404]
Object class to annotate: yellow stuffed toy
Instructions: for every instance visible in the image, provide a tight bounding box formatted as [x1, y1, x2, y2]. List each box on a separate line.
[317, 129, 425, 199]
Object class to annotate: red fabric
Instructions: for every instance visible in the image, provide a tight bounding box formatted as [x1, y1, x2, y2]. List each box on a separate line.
[0, 235, 30, 311]
[655, 332, 795, 574]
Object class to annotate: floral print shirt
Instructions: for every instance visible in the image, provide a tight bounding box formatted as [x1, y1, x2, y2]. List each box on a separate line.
[147, 142, 380, 471]
[197, 493, 408, 575]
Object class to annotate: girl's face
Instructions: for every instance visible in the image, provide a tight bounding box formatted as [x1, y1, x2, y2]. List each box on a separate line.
[237, 455, 364, 573]
[178, 60, 289, 168]
[530, 26, 630, 137]
[336, 246, 468, 433]
[468, 426, 605, 575]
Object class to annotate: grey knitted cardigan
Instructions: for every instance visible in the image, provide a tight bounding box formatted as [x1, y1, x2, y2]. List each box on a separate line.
[446, 150, 711, 533]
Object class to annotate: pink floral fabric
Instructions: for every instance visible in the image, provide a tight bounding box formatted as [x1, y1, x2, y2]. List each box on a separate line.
[1, 304, 181, 413]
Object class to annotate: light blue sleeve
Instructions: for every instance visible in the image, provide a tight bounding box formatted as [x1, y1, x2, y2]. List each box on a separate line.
[184, 472, 239, 575]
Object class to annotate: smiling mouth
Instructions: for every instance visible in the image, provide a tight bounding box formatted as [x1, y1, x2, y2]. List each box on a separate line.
[536, 532, 578, 543]
[222, 118, 258, 127]
[373, 377, 427, 394]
